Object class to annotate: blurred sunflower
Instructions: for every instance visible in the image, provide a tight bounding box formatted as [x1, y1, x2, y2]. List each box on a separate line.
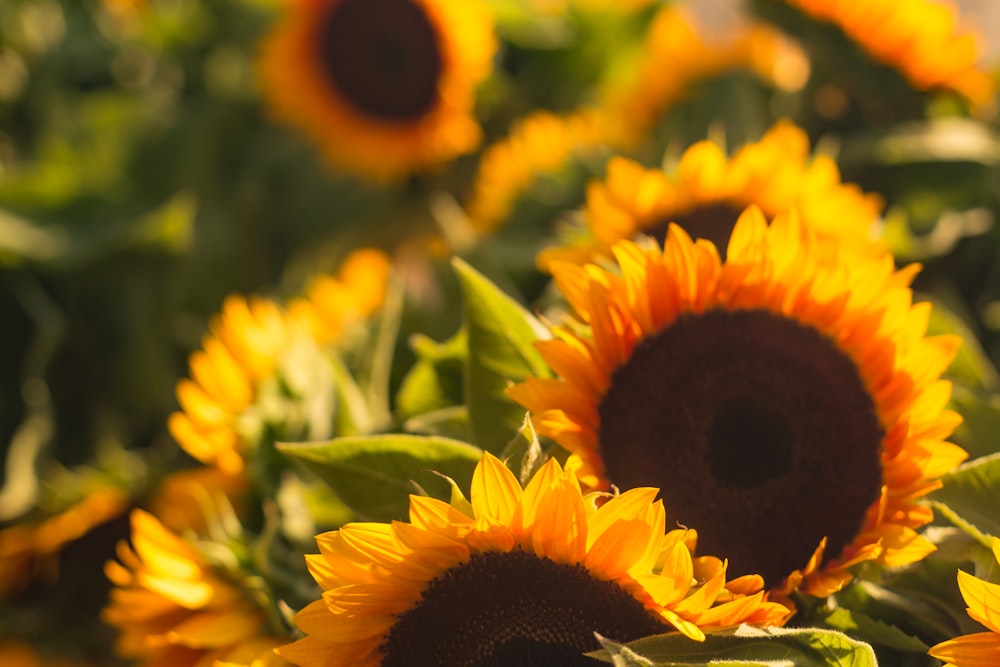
[772, 0, 995, 106]
[287, 248, 392, 345]
[538, 119, 883, 268]
[258, 0, 496, 181]
[464, 108, 609, 236]
[148, 467, 250, 534]
[102, 510, 272, 667]
[167, 294, 299, 475]
[168, 249, 391, 475]
[929, 537, 1000, 667]
[278, 452, 789, 666]
[602, 6, 809, 150]
[0, 486, 128, 599]
[510, 206, 967, 596]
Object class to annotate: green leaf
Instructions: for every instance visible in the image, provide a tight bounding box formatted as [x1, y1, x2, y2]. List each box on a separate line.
[949, 385, 1000, 460]
[926, 295, 1000, 392]
[277, 434, 483, 522]
[396, 331, 468, 421]
[453, 257, 551, 454]
[402, 406, 471, 441]
[832, 535, 977, 645]
[591, 625, 877, 667]
[819, 607, 927, 653]
[931, 452, 1000, 547]
[326, 350, 376, 437]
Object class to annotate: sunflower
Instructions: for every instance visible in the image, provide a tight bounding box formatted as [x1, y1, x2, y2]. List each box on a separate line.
[929, 537, 1000, 667]
[102, 509, 269, 667]
[167, 294, 297, 475]
[287, 248, 392, 345]
[278, 451, 790, 666]
[601, 5, 809, 150]
[168, 249, 390, 474]
[0, 487, 128, 599]
[148, 467, 250, 534]
[538, 119, 884, 268]
[464, 108, 610, 236]
[510, 206, 967, 596]
[770, 0, 995, 107]
[257, 0, 496, 181]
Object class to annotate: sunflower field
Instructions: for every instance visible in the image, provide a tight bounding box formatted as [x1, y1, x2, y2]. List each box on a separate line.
[2, 0, 1000, 665]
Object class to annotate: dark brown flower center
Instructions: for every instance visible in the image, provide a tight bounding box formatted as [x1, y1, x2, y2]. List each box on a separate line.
[316, 0, 442, 122]
[597, 309, 885, 587]
[380, 550, 668, 667]
[644, 203, 744, 260]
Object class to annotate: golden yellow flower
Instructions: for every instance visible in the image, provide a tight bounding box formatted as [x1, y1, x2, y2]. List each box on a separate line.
[464, 108, 610, 236]
[538, 119, 884, 268]
[148, 467, 250, 534]
[0, 487, 128, 598]
[168, 249, 391, 474]
[257, 0, 496, 181]
[278, 452, 789, 666]
[601, 6, 809, 150]
[168, 294, 294, 475]
[928, 536, 1000, 667]
[774, 0, 995, 106]
[510, 206, 967, 596]
[287, 248, 392, 345]
[102, 509, 267, 667]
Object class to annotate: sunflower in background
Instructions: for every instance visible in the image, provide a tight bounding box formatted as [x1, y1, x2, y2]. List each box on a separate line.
[257, 0, 496, 182]
[600, 5, 810, 151]
[769, 0, 995, 108]
[463, 108, 610, 238]
[0, 486, 128, 600]
[167, 249, 391, 478]
[167, 294, 309, 476]
[928, 537, 1000, 667]
[511, 206, 967, 597]
[538, 119, 884, 268]
[278, 452, 790, 666]
[103, 509, 292, 667]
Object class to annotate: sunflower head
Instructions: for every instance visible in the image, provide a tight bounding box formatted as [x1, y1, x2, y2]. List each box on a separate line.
[258, 0, 496, 181]
[928, 537, 1000, 667]
[0, 486, 128, 599]
[278, 451, 790, 666]
[600, 6, 810, 150]
[168, 248, 391, 476]
[464, 108, 611, 237]
[167, 294, 308, 476]
[513, 205, 967, 596]
[538, 119, 884, 269]
[102, 509, 267, 667]
[287, 247, 392, 345]
[772, 0, 995, 109]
